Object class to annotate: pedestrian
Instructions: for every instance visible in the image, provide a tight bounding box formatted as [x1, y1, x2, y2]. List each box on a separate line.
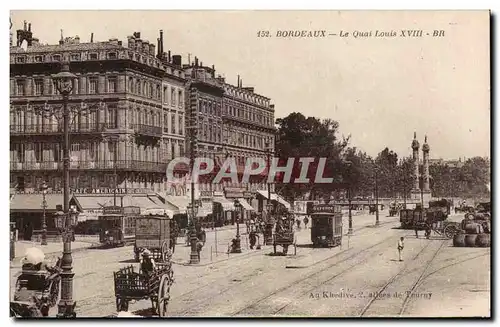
[397, 237, 404, 261]
[303, 216, 309, 229]
[139, 249, 156, 278]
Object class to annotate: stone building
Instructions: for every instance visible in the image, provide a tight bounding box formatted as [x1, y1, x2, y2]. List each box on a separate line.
[10, 28, 186, 194]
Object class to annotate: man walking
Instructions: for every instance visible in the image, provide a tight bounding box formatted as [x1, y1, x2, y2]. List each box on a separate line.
[397, 237, 404, 262]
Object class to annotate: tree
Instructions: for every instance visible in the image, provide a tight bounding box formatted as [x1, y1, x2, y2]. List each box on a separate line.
[274, 112, 349, 202]
[374, 148, 399, 198]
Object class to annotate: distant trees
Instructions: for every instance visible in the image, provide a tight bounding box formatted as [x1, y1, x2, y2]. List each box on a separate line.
[274, 112, 490, 201]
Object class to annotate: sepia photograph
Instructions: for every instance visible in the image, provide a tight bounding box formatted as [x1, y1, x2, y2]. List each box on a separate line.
[8, 10, 491, 318]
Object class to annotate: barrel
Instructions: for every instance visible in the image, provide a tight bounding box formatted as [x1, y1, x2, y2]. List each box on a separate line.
[453, 233, 466, 247]
[464, 223, 481, 234]
[475, 233, 490, 247]
[465, 234, 478, 247]
[482, 221, 491, 234]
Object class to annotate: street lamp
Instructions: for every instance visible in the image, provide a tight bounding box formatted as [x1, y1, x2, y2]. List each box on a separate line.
[231, 200, 242, 253]
[187, 202, 200, 264]
[345, 160, 353, 235]
[52, 61, 77, 318]
[265, 141, 273, 214]
[41, 182, 48, 246]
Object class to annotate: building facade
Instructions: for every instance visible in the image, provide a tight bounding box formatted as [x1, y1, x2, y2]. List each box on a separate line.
[10, 27, 187, 195]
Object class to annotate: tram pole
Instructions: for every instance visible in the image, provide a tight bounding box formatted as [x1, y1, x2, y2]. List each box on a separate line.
[375, 167, 380, 226]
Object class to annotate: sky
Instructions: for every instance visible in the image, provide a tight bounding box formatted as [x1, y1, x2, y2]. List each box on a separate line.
[9, 10, 491, 160]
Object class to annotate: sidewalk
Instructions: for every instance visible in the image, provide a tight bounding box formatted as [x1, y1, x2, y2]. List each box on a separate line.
[12, 240, 95, 261]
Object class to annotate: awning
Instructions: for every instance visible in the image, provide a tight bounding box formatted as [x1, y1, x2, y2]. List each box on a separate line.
[213, 197, 235, 211]
[132, 196, 163, 213]
[10, 194, 63, 212]
[256, 191, 291, 210]
[74, 196, 116, 210]
[197, 202, 213, 218]
[164, 196, 190, 214]
[142, 208, 176, 217]
[238, 198, 254, 211]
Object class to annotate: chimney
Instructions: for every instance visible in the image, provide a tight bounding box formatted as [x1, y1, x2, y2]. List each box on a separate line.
[28, 23, 31, 32]
[168, 50, 171, 62]
[157, 38, 161, 58]
[127, 36, 135, 48]
[237, 75, 240, 88]
[240, 79, 243, 88]
[172, 55, 182, 66]
[91, 32, 94, 43]
[195, 57, 199, 67]
[159, 30, 164, 56]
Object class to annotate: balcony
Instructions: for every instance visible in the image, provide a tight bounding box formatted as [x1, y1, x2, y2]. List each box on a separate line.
[10, 160, 169, 173]
[130, 124, 162, 137]
[10, 123, 113, 136]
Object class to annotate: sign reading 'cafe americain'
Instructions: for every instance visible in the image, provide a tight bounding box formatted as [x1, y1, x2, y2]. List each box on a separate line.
[224, 188, 254, 199]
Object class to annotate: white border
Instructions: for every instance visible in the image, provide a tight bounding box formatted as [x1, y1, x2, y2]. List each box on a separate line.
[2, 2, 497, 327]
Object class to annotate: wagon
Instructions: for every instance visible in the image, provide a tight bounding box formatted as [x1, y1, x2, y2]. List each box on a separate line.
[113, 255, 174, 317]
[273, 218, 296, 255]
[134, 214, 172, 262]
[10, 258, 62, 317]
[413, 210, 460, 239]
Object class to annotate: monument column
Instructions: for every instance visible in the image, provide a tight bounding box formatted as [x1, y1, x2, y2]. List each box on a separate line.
[411, 131, 420, 193]
[422, 135, 430, 192]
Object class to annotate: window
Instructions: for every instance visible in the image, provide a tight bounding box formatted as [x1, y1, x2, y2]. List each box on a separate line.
[70, 53, 80, 61]
[163, 86, 168, 104]
[89, 53, 98, 60]
[53, 143, 61, 162]
[128, 77, 133, 92]
[171, 142, 175, 160]
[108, 52, 117, 60]
[107, 77, 117, 93]
[34, 56, 43, 63]
[171, 88, 176, 106]
[108, 107, 117, 128]
[171, 114, 176, 134]
[178, 116, 183, 135]
[16, 56, 25, 63]
[16, 143, 25, 163]
[178, 90, 183, 108]
[137, 80, 141, 94]
[157, 85, 161, 100]
[163, 114, 168, 133]
[16, 80, 24, 96]
[34, 79, 44, 96]
[88, 78, 97, 94]
[71, 143, 80, 152]
[179, 144, 185, 157]
[34, 143, 43, 162]
[52, 55, 61, 62]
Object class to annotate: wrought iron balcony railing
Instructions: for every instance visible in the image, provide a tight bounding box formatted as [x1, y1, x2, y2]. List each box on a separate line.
[10, 123, 117, 135]
[10, 160, 173, 173]
[130, 124, 162, 137]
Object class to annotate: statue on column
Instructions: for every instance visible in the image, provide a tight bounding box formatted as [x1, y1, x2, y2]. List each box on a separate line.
[411, 132, 420, 192]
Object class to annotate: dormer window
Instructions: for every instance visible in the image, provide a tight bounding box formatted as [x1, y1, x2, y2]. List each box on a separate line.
[70, 53, 80, 61]
[52, 55, 61, 62]
[34, 56, 43, 63]
[108, 52, 117, 60]
[89, 53, 98, 60]
[16, 56, 25, 63]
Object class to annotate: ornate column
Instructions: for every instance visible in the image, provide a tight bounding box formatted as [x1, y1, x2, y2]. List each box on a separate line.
[422, 135, 430, 192]
[411, 132, 420, 192]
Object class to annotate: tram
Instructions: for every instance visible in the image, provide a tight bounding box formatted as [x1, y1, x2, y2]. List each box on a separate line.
[98, 206, 141, 247]
[307, 203, 343, 247]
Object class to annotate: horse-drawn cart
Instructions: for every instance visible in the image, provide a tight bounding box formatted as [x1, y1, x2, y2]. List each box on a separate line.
[10, 258, 62, 317]
[113, 254, 174, 317]
[273, 217, 296, 255]
[134, 214, 172, 262]
[413, 210, 460, 239]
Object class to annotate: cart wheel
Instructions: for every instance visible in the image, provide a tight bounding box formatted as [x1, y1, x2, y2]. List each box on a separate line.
[161, 242, 169, 262]
[157, 275, 170, 317]
[443, 225, 457, 239]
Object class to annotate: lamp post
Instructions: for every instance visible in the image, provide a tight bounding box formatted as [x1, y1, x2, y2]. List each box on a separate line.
[187, 202, 200, 264]
[232, 200, 242, 253]
[52, 62, 77, 318]
[41, 182, 48, 245]
[345, 160, 353, 235]
[265, 141, 272, 214]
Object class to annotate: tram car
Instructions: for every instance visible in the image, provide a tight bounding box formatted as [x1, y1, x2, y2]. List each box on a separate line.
[98, 206, 141, 247]
[307, 203, 343, 247]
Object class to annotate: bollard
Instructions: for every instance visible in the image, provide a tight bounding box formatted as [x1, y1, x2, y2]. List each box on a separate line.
[210, 246, 213, 262]
[215, 228, 218, 257]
